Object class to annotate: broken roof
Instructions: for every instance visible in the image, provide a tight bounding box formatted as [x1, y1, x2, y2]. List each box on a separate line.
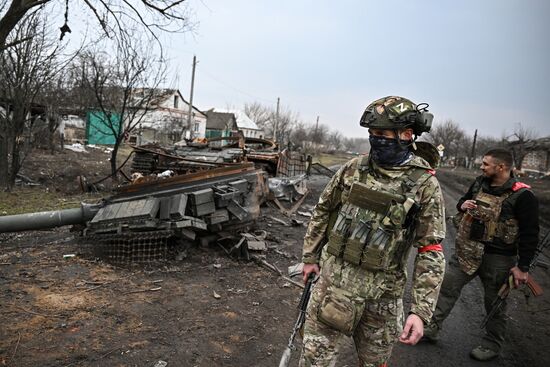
[131, 88, 205, 117]
[214, 109, 261, 130]
[205, 110, 238, 130]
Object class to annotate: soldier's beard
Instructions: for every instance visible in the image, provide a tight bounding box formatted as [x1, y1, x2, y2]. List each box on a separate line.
[369, 135, 412, 166]
[482, 169, 497, 180]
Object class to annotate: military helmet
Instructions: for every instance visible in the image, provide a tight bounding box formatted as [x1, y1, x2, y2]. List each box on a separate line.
[359, 96, 433, 136]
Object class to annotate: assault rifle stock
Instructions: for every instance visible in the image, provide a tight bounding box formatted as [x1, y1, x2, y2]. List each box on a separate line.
[278, 273, 316, 367]
[481, 231, 550, 328]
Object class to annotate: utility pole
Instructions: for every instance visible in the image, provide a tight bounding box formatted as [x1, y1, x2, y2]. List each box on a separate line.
[469, 129, 478, 169]
[315, 116, 319, 149]
[182, 55, 197, 140]
[315, 116, 319, 134]
[274, 97, 280, 149]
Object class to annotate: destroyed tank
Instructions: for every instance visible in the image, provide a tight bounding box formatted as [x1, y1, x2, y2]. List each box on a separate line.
[0, 163, 268, 262]
[131, 138, 308, 178]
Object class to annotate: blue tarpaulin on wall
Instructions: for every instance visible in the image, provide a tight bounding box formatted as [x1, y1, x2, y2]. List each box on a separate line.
[86, 111, 121, 145]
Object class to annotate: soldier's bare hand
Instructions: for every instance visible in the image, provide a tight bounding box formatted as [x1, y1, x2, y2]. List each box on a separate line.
[460, 199, 477, 211]
[399, 314, 424, 345]
[510, 266, 529, 288]
[302, 263, 320, 283]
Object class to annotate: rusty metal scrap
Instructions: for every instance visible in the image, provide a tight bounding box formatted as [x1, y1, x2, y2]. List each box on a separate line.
[129, 139, 307, 179]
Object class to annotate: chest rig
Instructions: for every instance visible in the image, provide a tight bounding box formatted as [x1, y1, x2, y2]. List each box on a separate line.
[455, 182, 522, 275]
[325, 157, 431, 271]
[470, 192, 518, 242]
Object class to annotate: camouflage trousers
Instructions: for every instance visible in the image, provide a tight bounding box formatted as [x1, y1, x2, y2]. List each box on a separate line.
[429, 253, 515, 351]
[299, 253, 404, 367]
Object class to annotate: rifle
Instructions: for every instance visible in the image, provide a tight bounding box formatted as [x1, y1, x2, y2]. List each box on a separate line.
[481, 231, 550, 328]
[278, 273, 316, 367]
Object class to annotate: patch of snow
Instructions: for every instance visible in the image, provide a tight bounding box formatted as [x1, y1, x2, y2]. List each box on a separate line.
[64, 143, 88, 153]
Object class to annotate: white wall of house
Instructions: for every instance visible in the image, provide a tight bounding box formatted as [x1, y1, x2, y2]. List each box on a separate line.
[241, 128, 264, 139]
[130, 90, 206, 142]
[523, 150, 550, 174]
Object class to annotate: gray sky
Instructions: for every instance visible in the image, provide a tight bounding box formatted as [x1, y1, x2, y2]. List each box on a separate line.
[163, 0, 549, 139]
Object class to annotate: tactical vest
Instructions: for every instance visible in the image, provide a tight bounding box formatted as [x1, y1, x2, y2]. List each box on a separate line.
[325, 156, 432, 272]
[455, 178, 525, 275]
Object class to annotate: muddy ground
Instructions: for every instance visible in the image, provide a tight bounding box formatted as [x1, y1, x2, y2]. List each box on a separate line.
[1, 147, 550, 367]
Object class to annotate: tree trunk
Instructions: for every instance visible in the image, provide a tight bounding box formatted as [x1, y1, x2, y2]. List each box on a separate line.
[48, 114, 57, 155]
[7, 135, 20, 190]
[110, 140, 120, 184]
[6, 108, 29, 190]
[0, 0, 40, 50]
[0, 130, 9, 190]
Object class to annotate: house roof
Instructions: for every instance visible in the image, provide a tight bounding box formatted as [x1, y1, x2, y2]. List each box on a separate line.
[205, 110, 237, 130]
[132, 88, 206, 117]
[214, 109, 261, 130]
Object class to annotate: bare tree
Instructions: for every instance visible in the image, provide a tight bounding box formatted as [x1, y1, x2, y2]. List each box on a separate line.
[475, 136, 506, 163]
[426, 119, 467, 166]
[77, 34, 166, 182]
[290, 121, 308, 150]
[244, 101, 271, 128]
[506, 123, 537, 170]
[0, 11, 67, 189]
[309, 122, 328, 146]
[0, 0, 192, 51]
[328, 130, 343, 152]
[243, 101, 300, 147]
[271, 106, 297, 146]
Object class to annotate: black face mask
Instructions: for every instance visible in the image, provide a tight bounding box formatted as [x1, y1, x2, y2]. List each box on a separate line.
[369, 135, 412, 166]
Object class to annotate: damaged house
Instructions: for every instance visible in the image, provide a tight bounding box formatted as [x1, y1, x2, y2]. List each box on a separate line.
[212, 109, 264, 139]
[131, 88, 207, 145]
[204, 110, 238, 145]
[517, 136, 550, 175]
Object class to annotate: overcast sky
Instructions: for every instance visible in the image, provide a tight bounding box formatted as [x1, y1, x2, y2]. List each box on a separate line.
[161, 0, 549, 139]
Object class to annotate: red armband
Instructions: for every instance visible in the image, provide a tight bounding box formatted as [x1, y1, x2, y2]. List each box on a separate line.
[427, 169, 436, 176]
[418, 243, 443, 253]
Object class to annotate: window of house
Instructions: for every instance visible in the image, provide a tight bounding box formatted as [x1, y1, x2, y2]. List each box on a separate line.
[174, 95, 179, 108]
[194, 122, 200, 132]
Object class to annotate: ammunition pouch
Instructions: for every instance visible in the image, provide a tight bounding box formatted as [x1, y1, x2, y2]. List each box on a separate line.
[325, 167, 428, 272]
[360, 227, 394, 270]
[326, 203, 354, 258]
[496, 218, 519, 245]
[469, 219, 486, 241]
[462, 191, 519, 248]
[348, 181, 404, 214]
[342, 220, 372, 265]
[317, 290, 365, 336]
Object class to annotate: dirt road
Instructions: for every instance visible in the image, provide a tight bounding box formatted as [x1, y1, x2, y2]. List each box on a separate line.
[1, 169, 549, 367]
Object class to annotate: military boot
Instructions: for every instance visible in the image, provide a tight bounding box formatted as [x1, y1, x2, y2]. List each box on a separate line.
[470, 345, 499, 361]
[420, 322, 439, 343]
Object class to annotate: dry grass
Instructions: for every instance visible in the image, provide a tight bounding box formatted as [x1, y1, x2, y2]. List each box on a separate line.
[314, 152, 357, 168]
[0, 188, 102, 216]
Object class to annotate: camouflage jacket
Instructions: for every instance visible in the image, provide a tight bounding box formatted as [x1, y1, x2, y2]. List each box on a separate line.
[302, 155, 446, 322]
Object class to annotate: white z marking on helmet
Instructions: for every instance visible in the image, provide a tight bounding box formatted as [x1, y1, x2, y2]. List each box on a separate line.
[394, 102, 410, 113]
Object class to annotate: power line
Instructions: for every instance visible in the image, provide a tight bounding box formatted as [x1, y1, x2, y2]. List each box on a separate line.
[198, 67, 276, 105]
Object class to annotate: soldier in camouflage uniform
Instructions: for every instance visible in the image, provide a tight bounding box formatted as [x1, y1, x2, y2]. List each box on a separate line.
[299, 96, 446, 367]
[423, 148, 539, 361]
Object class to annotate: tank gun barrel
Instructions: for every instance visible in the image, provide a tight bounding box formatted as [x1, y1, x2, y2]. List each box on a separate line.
[0, 203, 100, 233]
